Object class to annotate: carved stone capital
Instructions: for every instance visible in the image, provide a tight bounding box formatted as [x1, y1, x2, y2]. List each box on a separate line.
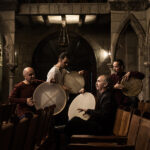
[7, 63, 17, 73]
[109, 0, 148, 11]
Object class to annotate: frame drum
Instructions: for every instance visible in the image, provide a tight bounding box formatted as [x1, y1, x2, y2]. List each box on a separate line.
[33, 82, 67, 115]
[121, 78, 143, 97]
[64, 71, 85, 94]
[68, 92, 96, 120]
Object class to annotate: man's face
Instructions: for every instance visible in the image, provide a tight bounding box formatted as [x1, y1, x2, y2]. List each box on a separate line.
[96, 76, 106, 91]
[24, 68, 35, 83]
[60, 57, 69, 68]
[113, 61, 122, 73]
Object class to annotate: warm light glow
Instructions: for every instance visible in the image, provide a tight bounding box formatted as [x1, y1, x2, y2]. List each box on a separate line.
[47, 15, 96, 24]
[85, 15, 96, 23]
[66, 15, 79, 24]
[48, 16, 62, 24]
[37, 16, 44, 23]
[32, 16, 44, 23]
[100, 49, 111, 60]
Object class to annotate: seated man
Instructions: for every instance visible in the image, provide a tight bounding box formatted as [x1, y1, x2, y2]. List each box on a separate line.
[110, 59, 145, 107]
[65, 75, 117, 137]
[9, 67, 44, 119]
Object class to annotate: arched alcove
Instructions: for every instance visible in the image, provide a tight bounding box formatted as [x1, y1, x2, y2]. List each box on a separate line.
[115, 24, 138, 71]
[32, 32, 97, 93]
[112, 14, 145, 68]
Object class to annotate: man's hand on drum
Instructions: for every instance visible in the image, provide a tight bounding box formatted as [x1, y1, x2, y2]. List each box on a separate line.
[62, 85, 70, 92]
[50, 78, 56, 83]
[27, 97, 34, 106]
[122, 72, 130, 81]
[79, 88, 85, 94]
[77, 108, 87, 115]
[78, 70, 85, 76]
[114, 82, 124, 90]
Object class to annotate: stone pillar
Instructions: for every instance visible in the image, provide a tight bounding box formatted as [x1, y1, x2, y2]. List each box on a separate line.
[0, 11, 16, 99]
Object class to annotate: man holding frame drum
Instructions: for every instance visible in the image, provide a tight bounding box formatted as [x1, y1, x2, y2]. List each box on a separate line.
[110, 59, 145, 108]
[65, 75, 117, 137]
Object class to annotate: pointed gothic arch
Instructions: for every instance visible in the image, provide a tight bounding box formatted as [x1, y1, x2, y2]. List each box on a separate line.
[112, 13, 146, 62]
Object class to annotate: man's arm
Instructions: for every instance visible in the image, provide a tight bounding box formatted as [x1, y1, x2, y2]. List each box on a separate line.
[9, 84, 27, 104]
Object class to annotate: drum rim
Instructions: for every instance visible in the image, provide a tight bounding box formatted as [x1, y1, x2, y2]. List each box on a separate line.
[33, 82, 67, 115]
[64, 71, 85, 94]
[68, 92, 96, 120]
[121, 78, 143, 97]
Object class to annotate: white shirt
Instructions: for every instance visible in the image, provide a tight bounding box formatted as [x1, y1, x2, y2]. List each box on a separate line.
[46, 66, 67, 85]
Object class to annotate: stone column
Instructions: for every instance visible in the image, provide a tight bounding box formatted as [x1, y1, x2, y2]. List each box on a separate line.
[0, 11, 16, 97]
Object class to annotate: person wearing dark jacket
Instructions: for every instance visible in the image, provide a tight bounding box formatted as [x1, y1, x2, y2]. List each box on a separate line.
[110, 59, 145, 107]
[65, 75, 117, 137]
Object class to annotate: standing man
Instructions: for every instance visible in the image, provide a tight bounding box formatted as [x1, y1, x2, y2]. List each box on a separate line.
[110, 59, 145, 107]
[9, 67, 43, 119]
[65, 75, 117, 136]
[46, 52, 69, 91]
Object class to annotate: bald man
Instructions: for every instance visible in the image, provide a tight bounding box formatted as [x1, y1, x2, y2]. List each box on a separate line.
[9, 67, 44, 119]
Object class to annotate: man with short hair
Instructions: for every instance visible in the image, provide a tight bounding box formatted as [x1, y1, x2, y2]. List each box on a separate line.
[110, 59, 145, 107]
[46, 52, 69, 91]
[65, 75, 117, 136]
[9, 67, 43, 119]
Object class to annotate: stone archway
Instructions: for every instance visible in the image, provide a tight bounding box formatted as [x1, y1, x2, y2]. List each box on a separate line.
[112, 13, 145, 70]
[111, 13, 146, 100]
[32, 32, 97, 93]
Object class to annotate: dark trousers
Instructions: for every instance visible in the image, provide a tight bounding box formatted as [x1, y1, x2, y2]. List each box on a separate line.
[64, 117, 103, 137]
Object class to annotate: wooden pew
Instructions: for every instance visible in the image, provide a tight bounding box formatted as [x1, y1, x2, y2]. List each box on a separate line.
[34, 110, 47, 149]
[127, 113, 141, 145]
[23, 114, 39, 150]
[67, 108, 137, 150]
[70, 108, 132, 144]
[135, 115, 150, 150]
[34, 105, 55, 149]
[10, 117, 30, 150]
[0, 103, 15, 124]
[68, 142, 134, 150]
[0, 122, 14, 150]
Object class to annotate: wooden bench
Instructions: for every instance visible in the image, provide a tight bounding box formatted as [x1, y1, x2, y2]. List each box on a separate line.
[68, 142, 134, 150]
[70, 108, 132, 144]
[135, 116, 150, 150]
[0, 122, 14, 150]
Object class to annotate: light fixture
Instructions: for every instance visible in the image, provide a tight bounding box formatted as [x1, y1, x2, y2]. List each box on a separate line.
[58, 15, 69, 47]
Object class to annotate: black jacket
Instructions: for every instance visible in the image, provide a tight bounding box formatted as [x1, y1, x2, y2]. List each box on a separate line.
[86, 90, 117, 132]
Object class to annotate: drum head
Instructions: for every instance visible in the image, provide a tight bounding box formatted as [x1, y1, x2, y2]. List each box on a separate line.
[68, 92, 96, 120]
[64, 71, 85, 94]
[121, 78, 143, 97]
[33, 82, 67, 115]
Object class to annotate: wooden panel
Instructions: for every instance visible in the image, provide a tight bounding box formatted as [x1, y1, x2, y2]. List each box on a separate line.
[35, 110, 47, 146]
[0, 122, 14, 150]
[68, 142, 134, 150]
[71, 135, 127, 144]
[118, 110, 131, 136]
[11, 117, 30, 150]
[23, 114, 39, 150]
[127, 114, 141, 145]
[135, 118, 150, 150]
